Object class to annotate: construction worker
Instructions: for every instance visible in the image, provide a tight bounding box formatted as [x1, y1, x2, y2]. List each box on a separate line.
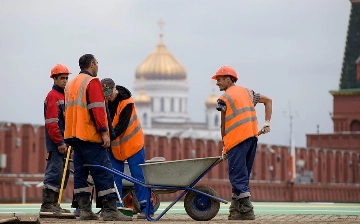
[212, 65, 272, 220]
[100, 78, 154, 219]
[40, 64, 72, 214]
[64, 54, 131, 221]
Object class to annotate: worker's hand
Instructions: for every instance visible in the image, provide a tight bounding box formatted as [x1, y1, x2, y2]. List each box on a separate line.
[101, 132, 111, 148]
[58, 143, 67, 154]
[260, 120, 270, 134]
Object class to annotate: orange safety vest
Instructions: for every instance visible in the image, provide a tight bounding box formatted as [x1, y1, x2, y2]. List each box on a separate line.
[64, 73, 109, 143]
[110, 97, 144, 161]
[219, 85, 258, 153]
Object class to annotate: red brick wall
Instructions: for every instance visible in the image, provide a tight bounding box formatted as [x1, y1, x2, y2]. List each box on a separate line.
[1, 122, 360, 203]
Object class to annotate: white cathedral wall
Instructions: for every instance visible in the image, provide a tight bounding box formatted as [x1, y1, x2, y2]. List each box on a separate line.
[134, 80, 189, 120]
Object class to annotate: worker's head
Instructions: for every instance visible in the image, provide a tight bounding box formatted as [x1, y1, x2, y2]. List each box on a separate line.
[79, 54, 98, 77]
[50, 64, 71, 89]
[101, 78, 117, 101]
[211, 65, 238, 91]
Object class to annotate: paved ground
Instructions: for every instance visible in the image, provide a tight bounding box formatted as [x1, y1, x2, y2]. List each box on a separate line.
[1, 202, 359, 223]
[1, 214, 360, 224]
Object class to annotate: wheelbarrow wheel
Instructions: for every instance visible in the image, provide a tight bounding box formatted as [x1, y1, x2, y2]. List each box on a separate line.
[123, 189, 161, 213]
[184, 185, 220, 221]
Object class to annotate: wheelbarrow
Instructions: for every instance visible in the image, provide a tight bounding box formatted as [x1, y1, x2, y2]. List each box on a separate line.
[121, 157, 165, 214]
[84, 156, 228, 221]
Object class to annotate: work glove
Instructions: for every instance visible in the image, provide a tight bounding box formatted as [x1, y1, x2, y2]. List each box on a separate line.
[261, 120, 271, 134]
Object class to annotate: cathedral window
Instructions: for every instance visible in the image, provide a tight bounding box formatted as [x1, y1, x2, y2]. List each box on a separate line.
[151, 97, 154, 111]
[161, 97, 164, 112]
[171, 98, 174, 112]
[143, 113, 147, 125]
[215, 115, 219, 126]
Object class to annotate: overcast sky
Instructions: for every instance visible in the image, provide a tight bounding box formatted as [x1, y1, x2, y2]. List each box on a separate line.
[0, 0, 352, 147]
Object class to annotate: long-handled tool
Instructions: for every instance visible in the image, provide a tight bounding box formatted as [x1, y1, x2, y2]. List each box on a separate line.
[58, 146, 72, 206]
[114, 181, 133, 217]
[39, 147, 75, 219]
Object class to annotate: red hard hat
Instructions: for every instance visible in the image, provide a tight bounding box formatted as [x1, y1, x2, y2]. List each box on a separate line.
[50, 64, 72, 78]
[212, 65, 238, 81]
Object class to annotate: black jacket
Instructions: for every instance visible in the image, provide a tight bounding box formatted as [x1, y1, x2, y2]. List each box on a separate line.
[107, 85, 133, 138]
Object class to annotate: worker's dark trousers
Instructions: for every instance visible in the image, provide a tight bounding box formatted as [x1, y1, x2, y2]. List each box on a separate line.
[227, 137, 257, 199]
[72, 140, 117, 199]
[43, 150, 70, 192]
[108, 147, 154, 214]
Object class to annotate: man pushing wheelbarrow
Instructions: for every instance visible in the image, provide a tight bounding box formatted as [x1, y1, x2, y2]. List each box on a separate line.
[212, 65, 272, 220]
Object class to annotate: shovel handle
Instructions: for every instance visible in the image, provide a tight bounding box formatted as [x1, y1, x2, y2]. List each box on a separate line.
[256, 130, 264, 137]
[58, 146, 72, 205]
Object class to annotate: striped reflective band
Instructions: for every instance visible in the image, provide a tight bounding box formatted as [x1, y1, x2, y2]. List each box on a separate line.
[74, 187, 91, 194]
[45, 118, 59, 124]
[225, 116, 257, 135]
[56, 100, 64, 106]
[87, 102, 104, 110]
[111, 114, 141, 146]
[97, 188, 115, 197]
[222, 94, 256, 122]
[65, 75, 92, 110]
[245, 88, 253, 103]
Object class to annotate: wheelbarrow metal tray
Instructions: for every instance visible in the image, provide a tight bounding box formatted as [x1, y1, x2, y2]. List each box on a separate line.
[122, 157, 166, 187]
[139, 156, 220, 187]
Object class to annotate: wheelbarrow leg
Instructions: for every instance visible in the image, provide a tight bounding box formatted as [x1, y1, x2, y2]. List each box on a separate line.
[146, 187, 190, 222]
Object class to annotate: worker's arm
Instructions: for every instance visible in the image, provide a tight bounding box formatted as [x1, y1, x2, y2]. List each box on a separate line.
[44, 93, 64, 146]
[258, 94, 272, 133]
[86, 79, 108, 133]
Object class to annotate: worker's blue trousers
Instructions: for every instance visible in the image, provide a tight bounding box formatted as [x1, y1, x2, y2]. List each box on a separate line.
[43, 150, 70, 192]
[227, 137, 257, 199]
[72, 140, 116, 199]
[108, 147, 154, 214]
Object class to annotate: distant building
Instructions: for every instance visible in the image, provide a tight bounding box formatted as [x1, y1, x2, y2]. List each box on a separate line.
[306, 0, 360, 153]
[132, 19, 221, 141]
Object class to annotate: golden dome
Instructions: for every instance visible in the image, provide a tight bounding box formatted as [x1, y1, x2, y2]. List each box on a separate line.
[135, 38, 187, 80]
[134, 90, 151, 104]
[206, 92, 218, 107]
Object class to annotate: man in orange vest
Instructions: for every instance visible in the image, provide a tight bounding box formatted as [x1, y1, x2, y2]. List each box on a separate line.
[64, 54, 131, 221]
[212, 66, 272, 220]
[100, 78, 154, 219]
[41, 64, 72, 214]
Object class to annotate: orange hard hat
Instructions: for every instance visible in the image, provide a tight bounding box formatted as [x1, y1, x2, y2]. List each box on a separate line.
[211, 65, 238, 81]
[50, 64, 72, 78]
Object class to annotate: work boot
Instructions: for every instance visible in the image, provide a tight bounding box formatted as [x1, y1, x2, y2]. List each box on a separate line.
[228, 198, 241, 220]
[238, 197, 255, 220]
[76, 195, 99, 220]
[40, 188, 61, 213]
[102, 198, 132, 221]
[54, 192, 71, 213]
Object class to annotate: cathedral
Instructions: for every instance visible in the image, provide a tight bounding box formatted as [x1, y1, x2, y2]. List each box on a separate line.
[132, 20, 221, 141]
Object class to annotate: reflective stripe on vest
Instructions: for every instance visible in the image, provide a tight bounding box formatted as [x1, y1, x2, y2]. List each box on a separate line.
[111, 97, 144, 161]
[65, 75, 92, 110]
[220, 86, 258, 153]
[64, 74, 109, 143]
